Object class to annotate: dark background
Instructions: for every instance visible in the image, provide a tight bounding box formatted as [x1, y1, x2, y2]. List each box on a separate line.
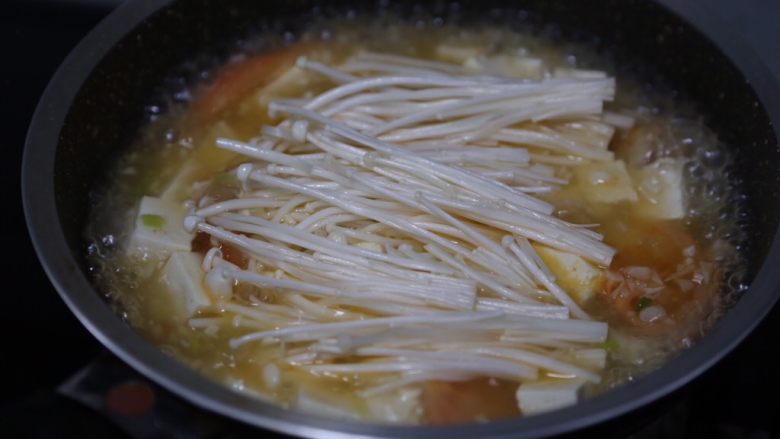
[3, 0, 779, 437]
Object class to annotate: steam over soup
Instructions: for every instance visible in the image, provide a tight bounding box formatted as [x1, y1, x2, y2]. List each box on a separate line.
[86, 20, 745, 424]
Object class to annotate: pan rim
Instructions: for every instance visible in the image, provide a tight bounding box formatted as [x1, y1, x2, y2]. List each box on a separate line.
[22, 0, 780, 437]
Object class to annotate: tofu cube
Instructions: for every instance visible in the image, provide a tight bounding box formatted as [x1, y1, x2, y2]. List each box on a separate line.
[574, 349, 608, 371]
[259, 66, 311, 104]
[366, 388, 422, 423]
[572, 160, 638, 204]
[463, 55, 544, 80]
[553, 68, 608, 79]
[296, 392, 360, 420]
[354, 241, 384, 253]
[516, 379, 585, 416]
[161, 252, 212, 317]
[435, 44, 483, 64]
[159, 162, 196, 202]
[127, 196, 193, 257]
[630, 158, 686, 219]
[533, 244, 603, 305]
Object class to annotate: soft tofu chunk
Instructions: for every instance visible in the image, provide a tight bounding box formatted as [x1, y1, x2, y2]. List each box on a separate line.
[258, 66, 311, 105]
[354, 241, 384, 253]
[553, 121, 615, 151]
[463, 55, 544, 80]
[296, 392, 361, 420]
[159, 162, 196, 202]
[630, 158, 686, 219]
[572, 160, 638, 204]
[532, 244, 603, 305]
[161, 252, 212, 317]
[608, 330, 659, 366]
[127, 196, 193, 257]
[435, 44, 483, 64]
[516, 379, 585, 416]
[553, 67, 608, 79]
[574, 349, 608, 371]
[366, 388, 422, 423]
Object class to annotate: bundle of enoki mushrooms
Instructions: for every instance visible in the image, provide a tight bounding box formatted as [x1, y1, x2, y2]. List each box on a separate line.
[185, 51, 623, 394]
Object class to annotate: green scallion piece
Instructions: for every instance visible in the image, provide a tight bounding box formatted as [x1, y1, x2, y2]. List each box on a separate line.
[636, 297, 653, 312]
[141, 214, 166, 230]
[600, 339, 618, 352]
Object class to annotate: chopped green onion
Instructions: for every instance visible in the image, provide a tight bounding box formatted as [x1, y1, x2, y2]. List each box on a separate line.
[600, 339, 618, 352]
[636, 297, 653, 312]
[141, 214, 166, 230]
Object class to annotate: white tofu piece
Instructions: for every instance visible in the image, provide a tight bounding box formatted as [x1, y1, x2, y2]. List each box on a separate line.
[296, 393, 361, 420]
[602, 111, 636, 129]
[532, 244, 603, 304]
[127, 196, 193, 257]
[608, 330, 658, 366]
[354, 241, 384, 253]
[516, 379, 585, 416]
[631, 158, 686, 219]
[553, 67, 608, 79]
[463, 55, 544, 80]
[160, 252, 212, 317]
[159, 162, 196, 202]
[435, 44, 483, 64]
[366, 388, 422, 423]
[574, 349, 608, 371]
[554, 121, 615, 151]
[572, 160, 638, 204]
[258, 66, 311, 105]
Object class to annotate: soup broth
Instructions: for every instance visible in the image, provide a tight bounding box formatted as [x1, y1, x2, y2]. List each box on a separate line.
[86, 20, 745, 424]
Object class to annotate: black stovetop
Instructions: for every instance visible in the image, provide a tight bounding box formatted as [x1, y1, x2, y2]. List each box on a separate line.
[4, 1, 779, 438]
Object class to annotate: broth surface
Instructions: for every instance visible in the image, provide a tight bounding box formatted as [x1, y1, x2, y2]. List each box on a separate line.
[86, 20, 745, 424]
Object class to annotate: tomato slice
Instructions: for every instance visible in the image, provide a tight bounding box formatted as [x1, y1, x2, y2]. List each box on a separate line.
[193, 43, 312, 120]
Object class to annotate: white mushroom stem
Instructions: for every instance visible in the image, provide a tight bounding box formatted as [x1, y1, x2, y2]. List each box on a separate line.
[185, 50, 627, 390]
